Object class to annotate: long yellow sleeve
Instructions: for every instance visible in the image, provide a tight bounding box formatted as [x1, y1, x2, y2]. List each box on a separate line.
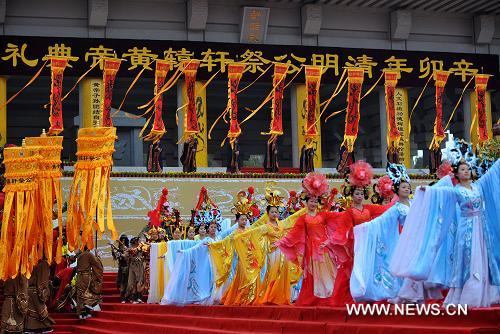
[208, 234, 235, 288]
[233, 224, 269, 286]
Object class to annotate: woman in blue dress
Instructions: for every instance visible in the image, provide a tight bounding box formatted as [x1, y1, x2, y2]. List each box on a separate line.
[160, 187, 234, 305]
[351, 164, 444, 303]
[391, 140, 500, 307]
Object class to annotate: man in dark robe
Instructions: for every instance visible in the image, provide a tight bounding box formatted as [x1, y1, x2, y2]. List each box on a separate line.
[299, 138, 315, 173]
[75, 249, 103, 320]
[1, 275, 28, 334]
[263, 137, 279, 173]
[111, 235, 130, 303]
[180, 136, 198, 173]
[147, 142, 163, 173]
[226, 138, 241, 173]
[24, 260, 55, 332]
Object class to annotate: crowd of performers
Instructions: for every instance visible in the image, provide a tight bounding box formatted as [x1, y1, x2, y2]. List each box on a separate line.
[111, 138, 499, 309]
[1, 137, 498, 333]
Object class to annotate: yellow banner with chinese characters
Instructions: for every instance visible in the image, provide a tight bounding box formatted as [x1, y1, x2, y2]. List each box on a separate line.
[470, 90, 493, 149]
[295, 84, 322, 168]
[394, 88, 410, 168]
[81, 78, 103, 128]
[181, 81, 207, 167]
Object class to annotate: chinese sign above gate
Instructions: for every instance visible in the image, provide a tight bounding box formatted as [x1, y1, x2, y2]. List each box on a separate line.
[0, 35, 497, 87]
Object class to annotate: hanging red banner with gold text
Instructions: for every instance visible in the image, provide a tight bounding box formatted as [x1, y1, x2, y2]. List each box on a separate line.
[143, 60, 171, 143]
[342, 68, 365, 152]
[226, 63, 246, 144]
[102, 58, 122, 127]
[384, 70, 400, 158]
[263, 63, 289, 140]
[474, 74, 491, 145]
[48, 57, 68, 135]
[429, 70, 450, 150]
[182, 60, 201, 138]
[304, 66, 322, 139]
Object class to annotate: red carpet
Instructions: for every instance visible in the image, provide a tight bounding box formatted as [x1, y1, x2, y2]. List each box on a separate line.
[49, 273, 500, 334]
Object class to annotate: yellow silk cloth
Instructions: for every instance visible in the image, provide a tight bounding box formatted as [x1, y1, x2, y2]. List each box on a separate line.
[156, 241, 167, 300]
[208, 228, 258, 306]
[232, 208, 305, 305]
[66, 127, 117, 251]
[25, 135, 64, 264]
[0, 146, 41, 280]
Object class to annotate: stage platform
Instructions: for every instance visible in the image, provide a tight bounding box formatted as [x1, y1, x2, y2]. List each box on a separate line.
[51, 273, 500, 334]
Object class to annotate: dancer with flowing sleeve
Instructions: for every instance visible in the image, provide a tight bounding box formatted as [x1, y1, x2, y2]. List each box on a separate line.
[276, 172, 350, 306]
[233, 186, 305, 305]
[391, 140, 500, 307]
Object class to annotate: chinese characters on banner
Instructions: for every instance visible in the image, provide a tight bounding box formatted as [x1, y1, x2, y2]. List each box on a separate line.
[81, 78, 103, 128]
[91, 80, 102, 127]
[384, 70, 400, 163]
[394, 88, 410, 168]
[0, 36, 495, 87]
[474, 74, 491, 145]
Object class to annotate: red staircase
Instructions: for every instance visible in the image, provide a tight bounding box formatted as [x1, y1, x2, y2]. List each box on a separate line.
[49, 273, 500, 334]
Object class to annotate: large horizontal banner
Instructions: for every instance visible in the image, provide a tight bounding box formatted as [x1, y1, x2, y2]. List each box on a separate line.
[0, 35, 498, 87]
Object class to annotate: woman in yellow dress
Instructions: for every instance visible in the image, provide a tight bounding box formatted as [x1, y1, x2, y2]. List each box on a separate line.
[208, 188, 261, 305]
[233, 186, 305, 305]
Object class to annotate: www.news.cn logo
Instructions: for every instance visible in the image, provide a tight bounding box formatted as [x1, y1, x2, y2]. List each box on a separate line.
[346, 303, 468, 316]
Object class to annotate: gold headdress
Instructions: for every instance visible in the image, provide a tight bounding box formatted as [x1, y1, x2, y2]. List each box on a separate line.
[264, 182, 285, 207]
[146, 226, 159, 240]
[231, 190, 255, 217]
[337, 195, 352, 212]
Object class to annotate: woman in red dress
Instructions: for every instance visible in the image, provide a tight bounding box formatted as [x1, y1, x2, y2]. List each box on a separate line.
[276, 173, 350, 306]
[332, 161, 394, 305]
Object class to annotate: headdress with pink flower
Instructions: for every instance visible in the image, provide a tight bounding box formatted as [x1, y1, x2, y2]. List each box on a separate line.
[371, 175, 394, 204]
[342, 160, 373, 198]
[302, 172, 329, 199]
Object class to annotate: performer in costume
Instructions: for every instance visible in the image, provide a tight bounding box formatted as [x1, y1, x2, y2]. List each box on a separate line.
[161, 188, 234, 305]
[52, 266, 77, 312]
[276, 173, 350, 306]
[208, 189, 259, 305]
[226, 137, 241, 174]
[187, 227, 196, 240]
[147, 188, 181, 240]
[180, 135, 198, 173]
[126, 238, 145, 304]
[24, 260, 55, 331]
[75, 249, 103, 319]
[332, 161, 394, 305]
[284, 191, 303, 218]
[263, 137, 279, 173]
[147, 142, 163, 173]
[146, 227, 168, 304]
[299, 138, 315, 173]
[391, 139, 500, 307]
[1, 275, 28, 334]
[350, 164, 443, 303]
[111, 235, 130, 303]
[233, 186, 305, 305]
